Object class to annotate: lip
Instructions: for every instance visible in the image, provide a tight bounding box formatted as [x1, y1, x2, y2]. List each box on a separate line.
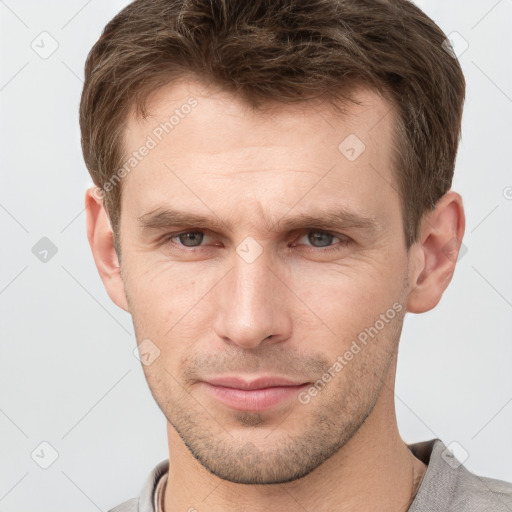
[205, 376, 307, 390]
[200, 376, 310, 412]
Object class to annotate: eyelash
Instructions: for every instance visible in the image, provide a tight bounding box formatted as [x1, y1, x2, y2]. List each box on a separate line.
[161, 229, 351, 253]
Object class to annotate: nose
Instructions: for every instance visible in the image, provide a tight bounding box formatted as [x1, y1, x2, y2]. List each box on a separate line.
[212, 248, 292, 350]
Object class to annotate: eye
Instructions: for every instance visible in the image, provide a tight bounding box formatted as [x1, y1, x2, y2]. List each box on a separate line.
[292, 230, 350, 252]
[164, 230, 210, 248]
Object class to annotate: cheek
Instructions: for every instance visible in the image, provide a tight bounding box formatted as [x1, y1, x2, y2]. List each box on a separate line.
[294, 261, 402, 324]
[123, 260, 202, 336]
[289, 263, 406, 367]
[126, 255, 203, 303]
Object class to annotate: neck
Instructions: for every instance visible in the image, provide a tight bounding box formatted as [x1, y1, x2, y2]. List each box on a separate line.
[163, 356, 427, 512]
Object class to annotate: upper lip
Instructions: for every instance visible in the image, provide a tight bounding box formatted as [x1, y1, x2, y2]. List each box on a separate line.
[204, 376, 309, 390]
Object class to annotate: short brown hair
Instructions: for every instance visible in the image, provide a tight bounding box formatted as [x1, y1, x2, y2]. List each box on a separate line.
[80, 0, 465, 258]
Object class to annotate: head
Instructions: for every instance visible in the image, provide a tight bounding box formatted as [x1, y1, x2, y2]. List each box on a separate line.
[82, 0, 465, 485]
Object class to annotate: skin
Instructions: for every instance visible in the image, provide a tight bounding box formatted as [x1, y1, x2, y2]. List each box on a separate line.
[85, 77, 465, 511]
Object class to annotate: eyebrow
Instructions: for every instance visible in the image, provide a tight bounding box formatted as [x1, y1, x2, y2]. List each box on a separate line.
[137, 206, 381, 234]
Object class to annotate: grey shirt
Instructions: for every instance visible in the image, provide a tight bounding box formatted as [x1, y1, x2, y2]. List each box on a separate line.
[108, 438, 512, 511]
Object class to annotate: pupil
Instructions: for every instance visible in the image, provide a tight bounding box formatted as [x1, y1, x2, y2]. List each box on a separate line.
[180, 232, 203, 247]
[309, 232, 333, 247]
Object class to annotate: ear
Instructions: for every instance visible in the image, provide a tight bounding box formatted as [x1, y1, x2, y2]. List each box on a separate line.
[406, 190, 466, 313]
[85, 186, 129, 312]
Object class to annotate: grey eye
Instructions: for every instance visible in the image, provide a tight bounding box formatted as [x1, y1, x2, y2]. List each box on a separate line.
[307, 231, 336, 247]
[177, 231, 204, 247]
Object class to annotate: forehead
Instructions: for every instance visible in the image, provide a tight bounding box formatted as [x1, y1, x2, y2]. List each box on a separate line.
[127, 78, 395, 151]
[120, 78, 400, 232]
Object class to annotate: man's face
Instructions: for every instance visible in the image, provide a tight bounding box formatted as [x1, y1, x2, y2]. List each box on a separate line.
[118, 79, 412, 484]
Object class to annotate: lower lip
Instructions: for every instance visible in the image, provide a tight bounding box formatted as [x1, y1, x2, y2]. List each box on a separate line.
[201, 383, 309, 411]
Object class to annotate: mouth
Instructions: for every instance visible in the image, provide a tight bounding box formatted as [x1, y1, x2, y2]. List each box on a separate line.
[200, 376, 310, 412]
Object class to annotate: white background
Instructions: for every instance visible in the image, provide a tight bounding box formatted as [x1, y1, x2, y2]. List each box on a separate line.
[0, 1, 511, 510]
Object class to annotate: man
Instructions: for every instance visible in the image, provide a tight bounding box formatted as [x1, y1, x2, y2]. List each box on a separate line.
[80, 0, 512, 511]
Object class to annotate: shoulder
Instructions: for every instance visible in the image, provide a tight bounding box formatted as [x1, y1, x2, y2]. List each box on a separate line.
[408, 438, 512, 511]
[106, 459, 169, 512]
[107, 496, 138, 512]
[451, 468, 512, 511]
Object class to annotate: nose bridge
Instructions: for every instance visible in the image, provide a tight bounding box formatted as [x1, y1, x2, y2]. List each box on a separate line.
[214, 243, 291, 348]
[233, 247, 274, 309]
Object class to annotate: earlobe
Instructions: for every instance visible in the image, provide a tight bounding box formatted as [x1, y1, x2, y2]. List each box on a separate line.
[406, 190, 466, 314]
[85, 187, 130, 312]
